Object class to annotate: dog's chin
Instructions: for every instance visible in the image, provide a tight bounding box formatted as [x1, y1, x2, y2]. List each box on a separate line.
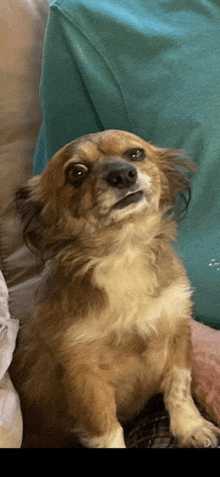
[104, 191, 149, 225]
[85, 190, 150, 232]
[112, 190, 144, 210]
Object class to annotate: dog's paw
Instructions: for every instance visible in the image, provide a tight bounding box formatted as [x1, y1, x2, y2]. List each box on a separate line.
[175, 418, 220, 448]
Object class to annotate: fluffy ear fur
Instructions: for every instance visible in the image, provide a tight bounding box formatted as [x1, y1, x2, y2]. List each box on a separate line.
[15, 178, 72, 258]
[15, 178, 45, 255]
[154, 146, 197, 218]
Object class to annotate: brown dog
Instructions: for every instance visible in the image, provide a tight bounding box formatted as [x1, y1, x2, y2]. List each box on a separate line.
[10, 130, 220, 447]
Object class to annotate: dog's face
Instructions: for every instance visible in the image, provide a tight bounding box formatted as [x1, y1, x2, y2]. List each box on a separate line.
[15, 130, 195, 256]
[56, 130, 162, 225]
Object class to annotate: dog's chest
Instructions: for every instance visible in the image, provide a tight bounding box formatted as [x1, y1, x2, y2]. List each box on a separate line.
[92, 247, 158, 310]
[90, 246, 191, 339]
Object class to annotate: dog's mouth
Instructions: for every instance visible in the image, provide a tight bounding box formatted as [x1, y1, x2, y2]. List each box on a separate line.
[113, 190, 144, 210]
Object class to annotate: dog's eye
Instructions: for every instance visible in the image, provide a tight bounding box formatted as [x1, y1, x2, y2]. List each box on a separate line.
[123, 148, 146, 161]
[65, 163, 89, 185]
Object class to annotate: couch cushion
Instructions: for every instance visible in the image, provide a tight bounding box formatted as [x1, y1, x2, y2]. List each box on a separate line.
[0, 0, 49, 318]
[34, 0, 220, 328]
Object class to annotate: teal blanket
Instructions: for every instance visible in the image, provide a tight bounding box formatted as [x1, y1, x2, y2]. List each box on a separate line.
[34, 0, 220, 327]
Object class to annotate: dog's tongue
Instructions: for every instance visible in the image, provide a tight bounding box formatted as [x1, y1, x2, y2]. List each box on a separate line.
[113, 191, 143, 210]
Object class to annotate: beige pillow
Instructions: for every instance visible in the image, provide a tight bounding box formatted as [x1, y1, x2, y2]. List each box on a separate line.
[0, 0, 49, 447]
[0, 0, 49, 312]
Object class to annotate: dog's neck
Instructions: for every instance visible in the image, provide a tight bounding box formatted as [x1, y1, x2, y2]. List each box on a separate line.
[53, 213, 178, 301]
[36, 213, 182, 343]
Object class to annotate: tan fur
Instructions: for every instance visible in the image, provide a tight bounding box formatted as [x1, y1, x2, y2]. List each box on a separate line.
[10, 130, 220, 447]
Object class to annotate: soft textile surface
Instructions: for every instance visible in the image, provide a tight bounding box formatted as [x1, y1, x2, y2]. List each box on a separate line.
[1, 0, 219, 447]
[0, 0, 49, 318]
[0, 271, 22, 448]
[0, 0, 48, 447]
[124, 393, 220, 448]
[34, 0, 220, 328]
[191, 319, 220, 427]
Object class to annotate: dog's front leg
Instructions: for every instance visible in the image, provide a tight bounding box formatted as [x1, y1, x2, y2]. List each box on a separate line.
[161, 320, 220, 447]
[64, 368, 126, 448]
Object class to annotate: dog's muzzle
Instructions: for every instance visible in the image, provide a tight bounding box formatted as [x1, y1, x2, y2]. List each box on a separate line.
[113, 190, 144, 209]
[103, 161, 144, 210]
[104, 161, 137, 189]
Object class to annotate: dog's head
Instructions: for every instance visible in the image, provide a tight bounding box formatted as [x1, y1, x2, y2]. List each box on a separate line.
[15, 130, 196, 258]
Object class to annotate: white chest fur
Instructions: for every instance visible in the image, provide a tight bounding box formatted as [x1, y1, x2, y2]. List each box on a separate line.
[65, 221, 192, 347]
[92, 242, 192, 339]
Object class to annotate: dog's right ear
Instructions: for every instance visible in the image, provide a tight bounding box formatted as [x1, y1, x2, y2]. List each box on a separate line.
[15, 177, 45, 256]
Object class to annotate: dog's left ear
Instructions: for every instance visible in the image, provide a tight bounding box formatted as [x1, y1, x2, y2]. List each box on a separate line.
[14, 176, 47, 256]
[156, 147, 197, 217]
[15, 176, 74, 259]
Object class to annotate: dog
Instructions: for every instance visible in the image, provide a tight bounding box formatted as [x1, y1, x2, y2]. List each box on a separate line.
[10, 129, 220, 448]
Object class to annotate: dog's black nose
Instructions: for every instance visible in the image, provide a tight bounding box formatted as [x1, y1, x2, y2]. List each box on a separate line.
[105, 161, 137, 189]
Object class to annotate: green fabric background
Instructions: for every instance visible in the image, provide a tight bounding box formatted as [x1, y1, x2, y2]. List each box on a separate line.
[34, 0, 220, 327]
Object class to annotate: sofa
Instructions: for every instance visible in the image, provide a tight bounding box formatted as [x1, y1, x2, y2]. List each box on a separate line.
[1, 0, 220, 448]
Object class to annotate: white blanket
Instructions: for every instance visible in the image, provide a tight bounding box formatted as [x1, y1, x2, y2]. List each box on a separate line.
[0, 271, 22, 447]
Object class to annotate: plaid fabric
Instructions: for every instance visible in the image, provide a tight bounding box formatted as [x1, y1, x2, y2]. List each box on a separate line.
[124, 394, 220, 448]
[24, 393, 220, 447]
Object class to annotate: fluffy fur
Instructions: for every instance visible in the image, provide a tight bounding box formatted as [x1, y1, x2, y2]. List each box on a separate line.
[10, 130, 220, 447]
